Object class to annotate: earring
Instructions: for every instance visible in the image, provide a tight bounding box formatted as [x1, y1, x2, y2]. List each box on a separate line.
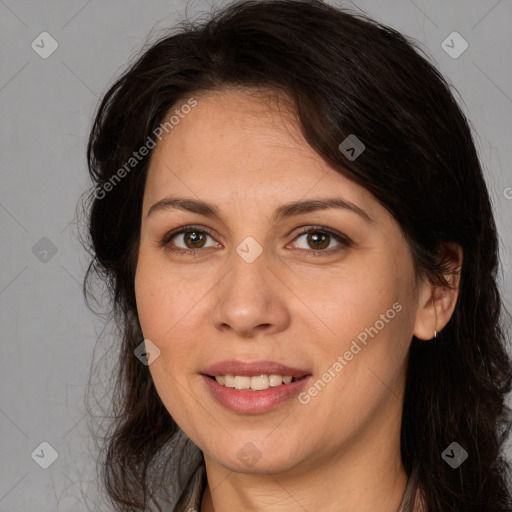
[432, 295, 438, 341]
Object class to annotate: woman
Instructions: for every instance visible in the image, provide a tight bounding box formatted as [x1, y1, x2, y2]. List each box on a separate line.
[82, 0, 512, 510]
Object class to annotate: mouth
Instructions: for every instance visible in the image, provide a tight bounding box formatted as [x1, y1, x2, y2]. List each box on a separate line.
[200, 360, 312, 414]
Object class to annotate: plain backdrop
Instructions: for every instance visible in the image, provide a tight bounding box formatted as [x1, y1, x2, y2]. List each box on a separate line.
[1, 0, 511, 510]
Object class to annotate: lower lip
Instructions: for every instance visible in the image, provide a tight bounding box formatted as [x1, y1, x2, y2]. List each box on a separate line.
[201, 375, 312, 414]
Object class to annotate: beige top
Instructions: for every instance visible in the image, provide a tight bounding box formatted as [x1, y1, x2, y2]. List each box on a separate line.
[397, 468, 425, 512]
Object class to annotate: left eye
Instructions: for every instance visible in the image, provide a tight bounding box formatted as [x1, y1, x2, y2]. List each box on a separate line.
[289, 229, 350, 252]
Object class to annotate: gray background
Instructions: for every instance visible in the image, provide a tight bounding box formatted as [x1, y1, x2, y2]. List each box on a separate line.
[1, 0, 511, 510]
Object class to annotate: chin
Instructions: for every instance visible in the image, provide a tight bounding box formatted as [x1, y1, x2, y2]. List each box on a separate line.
[205, 439, 305, 475]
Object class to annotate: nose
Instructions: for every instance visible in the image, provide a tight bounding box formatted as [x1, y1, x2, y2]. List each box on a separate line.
[211, 247, 291, 338]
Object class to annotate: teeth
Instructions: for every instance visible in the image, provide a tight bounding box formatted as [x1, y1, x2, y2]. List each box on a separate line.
[234, 376, 251, 390]
[269, 374, 282, 387]
[214, 374, 295, 390]
[251, 375, 269, 390]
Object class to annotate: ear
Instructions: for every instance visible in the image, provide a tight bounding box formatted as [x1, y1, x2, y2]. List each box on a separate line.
[413, 242, 463, 340]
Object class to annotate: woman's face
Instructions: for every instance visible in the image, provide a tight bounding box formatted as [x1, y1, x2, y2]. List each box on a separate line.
[135, 87, 432, 475]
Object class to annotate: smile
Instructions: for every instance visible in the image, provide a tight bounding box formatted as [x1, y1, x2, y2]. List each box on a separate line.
[200, 360, 313, 413]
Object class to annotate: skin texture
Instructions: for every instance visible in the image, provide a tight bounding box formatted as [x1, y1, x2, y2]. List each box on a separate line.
[134, 87, 462, 512]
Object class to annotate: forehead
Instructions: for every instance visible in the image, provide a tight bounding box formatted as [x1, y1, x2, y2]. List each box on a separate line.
[143, 87, 376, 217]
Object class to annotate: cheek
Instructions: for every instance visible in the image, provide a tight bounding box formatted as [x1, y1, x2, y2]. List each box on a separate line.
[134, 251, 176, 341]
[134, 250, 208, 367]
[134, 256, 201, 428]
[308, 251, 417, 403]
[307, 260, 409, 344]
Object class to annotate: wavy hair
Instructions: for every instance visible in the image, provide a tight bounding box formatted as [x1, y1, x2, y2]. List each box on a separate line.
[80, 0, 512, 510]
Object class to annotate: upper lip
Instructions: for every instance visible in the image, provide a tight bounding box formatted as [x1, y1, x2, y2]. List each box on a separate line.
[201, 360, 311, 379]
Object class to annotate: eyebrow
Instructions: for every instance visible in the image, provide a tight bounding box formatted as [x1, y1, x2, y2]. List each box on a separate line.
[147, 196, 374, 223]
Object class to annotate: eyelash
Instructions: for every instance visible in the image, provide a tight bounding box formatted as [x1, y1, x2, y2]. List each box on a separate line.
[161, 224, 352, 257]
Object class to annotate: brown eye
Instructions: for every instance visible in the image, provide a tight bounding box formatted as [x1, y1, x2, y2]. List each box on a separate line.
[306, 232, 330, 250]
[163, 226, 219, 253]
[183, 231, 207, 249]
[291, 227, 350, 254]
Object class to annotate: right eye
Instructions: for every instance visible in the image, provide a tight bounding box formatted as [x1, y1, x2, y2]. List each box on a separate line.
[162, 225, 221, 255]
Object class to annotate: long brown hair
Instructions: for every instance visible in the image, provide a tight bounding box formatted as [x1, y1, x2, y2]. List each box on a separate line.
[81, 1, 512, 510]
